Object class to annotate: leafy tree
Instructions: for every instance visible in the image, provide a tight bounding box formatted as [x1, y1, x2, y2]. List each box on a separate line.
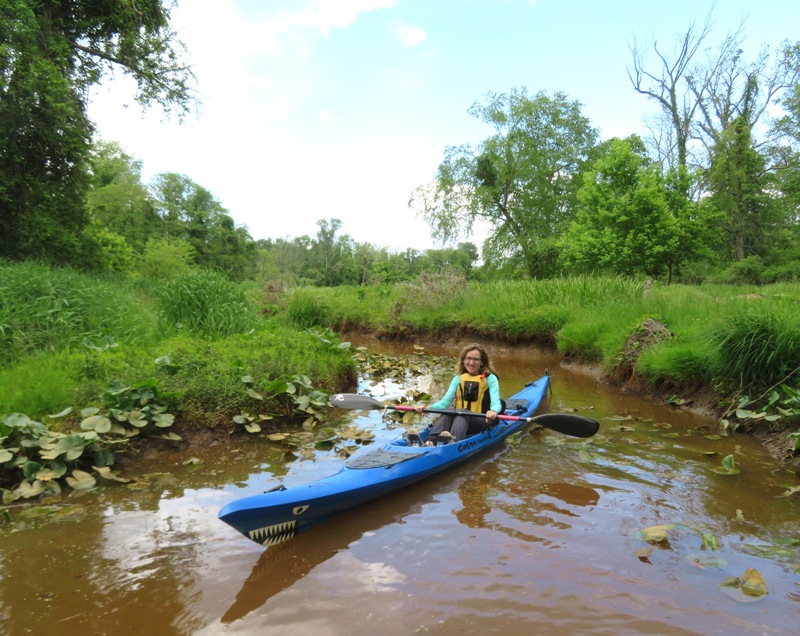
[79, 222, 135, 274]
[0, 0, 194, 266]
[87, 141, 161, 251]
[305, 218, 354, 286]
[410, 88, 598, 278]
[561, 137, 682, 280]
[138, 236, 195, 281]
[707, 116, 780, 261]
[149, 172, 256, 279]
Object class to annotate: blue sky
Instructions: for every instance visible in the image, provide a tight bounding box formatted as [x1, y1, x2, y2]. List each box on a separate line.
[88, 0, 800, 251]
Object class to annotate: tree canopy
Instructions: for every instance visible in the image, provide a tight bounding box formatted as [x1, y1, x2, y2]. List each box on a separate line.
[409, 88, 598, 278]
[0, 0, 194, 264]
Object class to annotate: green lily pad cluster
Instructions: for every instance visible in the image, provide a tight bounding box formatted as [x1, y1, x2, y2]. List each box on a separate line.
[1, 379, 179, 503]
[720, 386, 800, 450]
[233, 374, 330, 434]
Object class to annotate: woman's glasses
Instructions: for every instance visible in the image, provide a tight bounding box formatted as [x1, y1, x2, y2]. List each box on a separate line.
[463, 356, 482, 363]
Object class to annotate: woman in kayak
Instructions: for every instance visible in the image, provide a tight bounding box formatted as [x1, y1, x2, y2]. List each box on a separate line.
[414, 343, 502, 445]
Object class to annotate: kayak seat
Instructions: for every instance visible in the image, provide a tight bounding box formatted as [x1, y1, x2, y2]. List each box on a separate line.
[504, 398, 528, 414]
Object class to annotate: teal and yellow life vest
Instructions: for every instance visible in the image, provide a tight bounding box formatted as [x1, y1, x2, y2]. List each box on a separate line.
[456, 372, 493, 414]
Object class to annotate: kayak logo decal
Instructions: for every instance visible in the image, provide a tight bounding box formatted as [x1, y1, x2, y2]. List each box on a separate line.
[248, 520, 297, 546]
[330, 394, 345, 402]
[293, 505, 309, 515]
[456, 439, 478, 453]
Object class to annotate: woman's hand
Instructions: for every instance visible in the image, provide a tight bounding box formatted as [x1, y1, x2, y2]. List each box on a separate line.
[413, 404, 425, 413]
[486, 410, 497, 422]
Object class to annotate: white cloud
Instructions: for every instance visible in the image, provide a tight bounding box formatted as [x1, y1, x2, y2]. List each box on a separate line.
[395, 24, 426, 47]
[319, 110, 337, 122]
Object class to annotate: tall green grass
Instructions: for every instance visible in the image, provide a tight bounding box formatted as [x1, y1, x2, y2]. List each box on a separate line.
[305, 274, 800, 407]
[0, 261, 159, 366]
[157, 270, 260, 337]
[709, 307, 800, 394]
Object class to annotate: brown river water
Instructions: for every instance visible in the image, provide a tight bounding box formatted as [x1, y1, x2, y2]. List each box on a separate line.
[1, 337, 799, 635]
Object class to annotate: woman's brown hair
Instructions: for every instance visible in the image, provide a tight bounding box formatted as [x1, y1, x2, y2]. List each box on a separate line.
[456, 343, 496, 375]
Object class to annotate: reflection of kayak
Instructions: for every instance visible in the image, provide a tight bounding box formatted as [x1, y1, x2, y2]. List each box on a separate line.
[219, 374, 551, 546]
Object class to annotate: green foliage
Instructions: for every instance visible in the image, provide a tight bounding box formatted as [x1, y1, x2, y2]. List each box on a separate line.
[149, 173, 257, 280]
[561, 137, 683, 280]
[410, 87, 599, 278]
[157, 270, 260, 337]
[284, 289, 332, 328]
[709, 308, 800, 394]
[0, 351, 84, 417]
[147, 327, 356, 426]
[0, 376, 181, 501]
[0, 261, 159, 366]
[708, 117, 781, 262]
[0, 0, 195, 268]
[636, 340, 714, 387]
[139, 237, 196, 280]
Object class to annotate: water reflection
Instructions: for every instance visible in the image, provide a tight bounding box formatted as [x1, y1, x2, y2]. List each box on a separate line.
[220, 469, 461, 625]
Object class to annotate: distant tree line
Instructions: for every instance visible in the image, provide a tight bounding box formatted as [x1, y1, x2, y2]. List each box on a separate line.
[2, 2, 798, 286]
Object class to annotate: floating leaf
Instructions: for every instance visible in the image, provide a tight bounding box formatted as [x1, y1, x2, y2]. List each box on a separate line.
[17, 480, 45, 499]
[245, 423, 261, 433]
[701, 532, 719, 550]
[66, 469, 96, 490]
[685, 552, 727, 570]
[637, 524, 675, 543]
[635, 546, 654, 561]
[93, 466, 131, 483]
[152, 413, 174, 428]
[720, 569, 768, 602]
[741, 543, 794, 559]
[268, 433, 290, 441]
[711, 454, 740, 475]
[80, 414, 111, 433]
[577, 449, 603, 462]
[741, 568, 768, 597]
[48, 407, 73, 419]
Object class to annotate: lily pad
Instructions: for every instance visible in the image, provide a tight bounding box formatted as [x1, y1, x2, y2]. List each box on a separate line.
[720, 568, 768, 602]
[636, 523, 675, 543]
[66, 469, 96, 490]
[685, 552, 727, 570]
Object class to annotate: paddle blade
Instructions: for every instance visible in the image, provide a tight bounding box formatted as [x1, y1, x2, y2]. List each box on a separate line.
[530, 413, 600, 438]
[328, 393, 387, 411]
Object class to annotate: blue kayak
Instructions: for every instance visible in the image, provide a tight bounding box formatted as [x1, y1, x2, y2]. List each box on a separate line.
[219, 374, 551, 546]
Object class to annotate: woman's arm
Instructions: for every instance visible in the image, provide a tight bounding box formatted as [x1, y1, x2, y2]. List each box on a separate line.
[486, 374, 502, 413]
[429, 376, 461, 410]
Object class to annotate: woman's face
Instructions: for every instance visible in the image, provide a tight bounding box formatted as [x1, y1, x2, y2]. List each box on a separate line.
[463, 349, 483, 375]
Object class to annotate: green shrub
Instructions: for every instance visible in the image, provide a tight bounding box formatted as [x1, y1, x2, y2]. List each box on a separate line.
[709, 308, 800, 393]
[0, 261, 159, 366]
[158, 270, 260, 337]
[636, 340, 714, 387]
[284, 289, 331, 328]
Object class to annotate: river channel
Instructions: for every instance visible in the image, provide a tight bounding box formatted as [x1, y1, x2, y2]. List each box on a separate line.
[1, 336, 798, 635]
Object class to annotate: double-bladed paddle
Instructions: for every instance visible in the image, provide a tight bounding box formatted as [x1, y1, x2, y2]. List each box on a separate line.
[328, 393, 600, 438]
